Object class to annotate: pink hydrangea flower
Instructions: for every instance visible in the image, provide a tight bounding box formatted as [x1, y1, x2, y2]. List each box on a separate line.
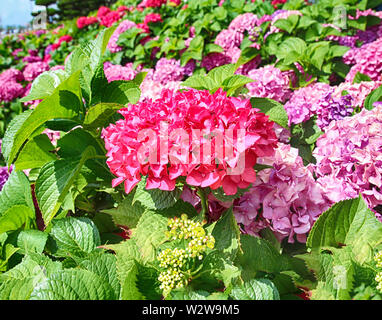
[214, 29, 244, 50]
[344, 38, 382, 82]
[234, 143, 331, 243]
[284, 82, 331, 125]
[229, 13, 258, 34]
[0, 81, 25, 103]
[0, 68, 24, 82]
[102, 89, 277, 195]
[332, 80, 382, 108]
[314, 104, 382, 210]
[23, 62, 50, 82]
[152, 58, 187, 84]
[139, 79, 183, 102]
[201, 52, 232, 71]
[104, 63, 138, 82]
[247, 65, 292, 103]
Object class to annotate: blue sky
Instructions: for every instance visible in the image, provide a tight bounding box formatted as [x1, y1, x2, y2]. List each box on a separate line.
[0, 0, 41, 27]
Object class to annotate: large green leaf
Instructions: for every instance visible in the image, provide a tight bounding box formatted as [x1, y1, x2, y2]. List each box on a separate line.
[0, 254, 62, 300]
[250, 97, 289, 129]
[14, 134, 57, 171]
[230, 278, 280, 300]
[211, 208, 240, 261]
[80, 252, 121, 299]
[0, 205, 35, 235]
[0, 170, 34, 216]
[102, 191, 145, 229]
[307, 196, 382, 263]
[364, 84, 382, 110]
[30, 269, 116, 300]
[132, 177, 182, 211]
[131, 210, 168, 263]
[48, 217, 101, 258]
[83, 103, 124, 130]
[5, 71, 83, 165]
[237, 235, 289, 280]
[35, 146, 96, 225]
[20, 69, 67, 102]
[1, 110, 33, 164]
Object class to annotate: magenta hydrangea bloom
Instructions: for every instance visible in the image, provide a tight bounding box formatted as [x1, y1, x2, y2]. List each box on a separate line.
[314, 104, 382, 210]
[284, 82, 331, 125]
[201, 52, 232, 71]
[247, 65, 292, 103]
[23, 62, 49, 82]
[234, 143, 331, 243]
[0, 81, 25, 103]
[0, 68, 24, 82]
[107, 19, 137, 53]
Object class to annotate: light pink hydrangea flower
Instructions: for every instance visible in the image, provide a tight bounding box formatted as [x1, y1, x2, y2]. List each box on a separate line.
[234, 143, 331, 243]
[247, 65, 292, 103]
[284, 82, 331, 125]
[314, 104, 382, 211]
[23, 62, 49, 82]
[332, 80, 382, 108]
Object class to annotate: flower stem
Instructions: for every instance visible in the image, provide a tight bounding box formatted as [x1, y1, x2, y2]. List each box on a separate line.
[197, 187, 209, 221]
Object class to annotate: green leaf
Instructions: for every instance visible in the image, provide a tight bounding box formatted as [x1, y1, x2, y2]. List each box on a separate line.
[79, 252, 121, 299]
[1, 110, 34, 164]
[30, 269, 116, 300]
[14, 230, 48, 254]
[306, 41, 330, 70]
[101, 80, 141, 105]
[205, 43, 224, 54]
[20, 69, 67, 102]
[329, 45, 350, 58]
[364, 84, 382, 110]
[235, 47, 259, 68]
[35, 146, 96, 225]
[222, 75, 254, 95]
[131, 210, 168, 263]
[230, 278, 280, 300]
[182, 75, 217, 91]
[102, 191, 145, 229]
[133, 177, 182, 211]
[48, 217, 101, 258]
[57, 128, 103, 158]
[250, 97, 289, 129]
[6, 71, 83, 165]
[0, 254, 62, 300]
[14, 134, 57, 171]
[83, 103, 124, 130]
[0, 205, 35, 234]
[276, 37, 307, 65]
[0, 170, 34, 216]
[353, 72, 372, 84]
[208, 64, 236, 88]
[307, 196, 382, 263]
[237, 235, 289, 279]
[211, 208, 240, 261]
